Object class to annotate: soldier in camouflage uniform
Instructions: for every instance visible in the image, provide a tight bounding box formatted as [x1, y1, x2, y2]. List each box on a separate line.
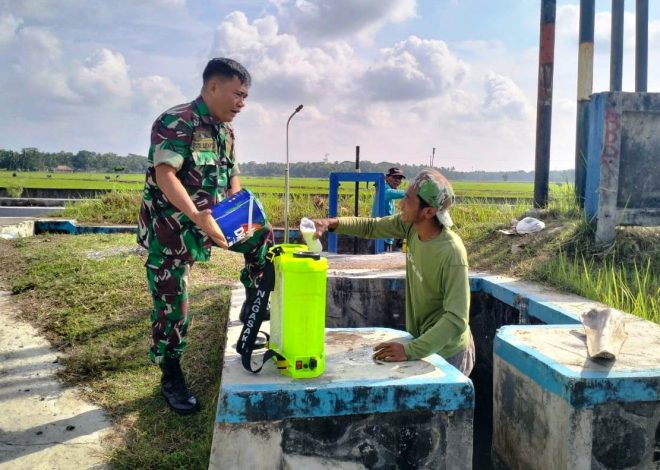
[137, 58, 273, 414]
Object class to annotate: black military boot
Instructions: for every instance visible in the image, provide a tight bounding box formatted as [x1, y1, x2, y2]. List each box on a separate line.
[239, 287, 270, 324]
[160, 359, 200, 415]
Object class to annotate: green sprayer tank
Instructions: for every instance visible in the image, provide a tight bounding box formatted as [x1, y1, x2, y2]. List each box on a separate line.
[269, 244, 327, 379]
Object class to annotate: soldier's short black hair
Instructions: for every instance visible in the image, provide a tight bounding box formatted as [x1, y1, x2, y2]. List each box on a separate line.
[203, 58, 251, 87]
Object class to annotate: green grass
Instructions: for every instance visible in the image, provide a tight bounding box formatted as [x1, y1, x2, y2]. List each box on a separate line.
[457, 184, 658, 323]
[50, 183, 660, 324]
[2, 169, 567, 199]
[0, 170, 141, 190]
[58, 190, 145, 225]
[56, 186, 557, 228]
[535, 251, 658, 323]
[0, 181, 657, 468]
[0, 234, 244, 469]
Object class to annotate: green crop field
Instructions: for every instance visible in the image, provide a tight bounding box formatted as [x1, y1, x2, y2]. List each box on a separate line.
[0, 170, 568, 199]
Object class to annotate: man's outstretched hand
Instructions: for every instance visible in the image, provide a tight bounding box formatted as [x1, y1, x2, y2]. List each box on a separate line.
[310, 218, 338, 240]
[373, 341, 407, 362]
[192, 209, 229, 250]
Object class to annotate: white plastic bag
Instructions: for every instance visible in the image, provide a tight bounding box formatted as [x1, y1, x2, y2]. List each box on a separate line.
[515, 217, 545, 234]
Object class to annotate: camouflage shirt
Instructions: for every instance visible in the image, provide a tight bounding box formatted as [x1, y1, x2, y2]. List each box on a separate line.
[137, 96, 240, 261]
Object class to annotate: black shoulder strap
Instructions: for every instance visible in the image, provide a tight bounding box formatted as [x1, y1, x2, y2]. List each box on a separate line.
[235, 247, 286, 373]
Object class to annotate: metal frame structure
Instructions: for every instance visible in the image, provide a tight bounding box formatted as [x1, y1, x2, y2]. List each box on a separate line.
[327, 172, 386, 253]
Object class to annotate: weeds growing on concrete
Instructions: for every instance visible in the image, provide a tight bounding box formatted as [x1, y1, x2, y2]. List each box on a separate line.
[58, 190, 143, 225]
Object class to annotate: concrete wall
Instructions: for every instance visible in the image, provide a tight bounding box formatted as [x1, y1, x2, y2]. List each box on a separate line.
[494, 324, 660, 469]
[211, 287, 475, 470]
[212, 262, 658, 469]
[494, 356, 660, 470]
[585, 92, 660, 243]
[493, 357, 590, 469]
[0, 188, 109, 198]
[0, 219, 34, 239]
[324, 272, 587, 469]
[326, 276, 405, 330]
[211, 409, 473, 470]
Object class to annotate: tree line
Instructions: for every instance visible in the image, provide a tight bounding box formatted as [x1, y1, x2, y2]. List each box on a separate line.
[239, 161, 574, 183]
[0, 148, 574, 183]
[0, 148, 149, 173]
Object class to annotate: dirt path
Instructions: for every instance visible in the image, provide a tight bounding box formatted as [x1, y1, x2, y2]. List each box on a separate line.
[0, 291, 112, 469]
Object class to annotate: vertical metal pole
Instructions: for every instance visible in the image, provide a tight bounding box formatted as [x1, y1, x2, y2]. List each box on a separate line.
[575, 0, 595, 207]
[353, 146, 360, 254]
[610, 0, 625, 91]
[328, 173, 339, 252]
[635, 0, 648, 92]
[534, 0, 556, 208]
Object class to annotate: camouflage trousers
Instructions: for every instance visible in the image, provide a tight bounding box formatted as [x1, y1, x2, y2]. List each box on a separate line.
[146, 226, 274, 365]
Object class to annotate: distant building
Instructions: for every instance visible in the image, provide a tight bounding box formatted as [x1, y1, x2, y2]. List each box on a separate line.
[53, 165, 74, 172]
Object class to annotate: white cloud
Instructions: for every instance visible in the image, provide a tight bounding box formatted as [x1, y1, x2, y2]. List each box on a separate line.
[482, 72, 534, 120]
[211, 11, 358, 102]
[69, 49, 132, 107]
[0, 11, 21, 47]
[133, 75, 186, 115]
[360, 36, 468, 101]
[6, 26, 78, 103]
[271, 0, 416, 42]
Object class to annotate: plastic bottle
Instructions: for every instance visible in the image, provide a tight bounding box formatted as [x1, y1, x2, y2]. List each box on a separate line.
[299, 217, 323, 253]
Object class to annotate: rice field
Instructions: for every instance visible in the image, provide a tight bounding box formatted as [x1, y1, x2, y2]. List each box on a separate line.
[0, 170, 567, 199]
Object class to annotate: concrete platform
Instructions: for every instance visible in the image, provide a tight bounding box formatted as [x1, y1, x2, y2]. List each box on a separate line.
[0, 217, 35, 239]
[493, 322, 660, 470]
[209, 287, 475, 469]
[318, 257, 659, 469]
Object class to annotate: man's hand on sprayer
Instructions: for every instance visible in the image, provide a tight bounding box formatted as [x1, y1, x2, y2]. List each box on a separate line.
[192, 209, 229, 250]
[310, 218, 338, 240]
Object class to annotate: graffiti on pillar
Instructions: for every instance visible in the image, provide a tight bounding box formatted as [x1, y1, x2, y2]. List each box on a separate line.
[600, 109, 621, 175]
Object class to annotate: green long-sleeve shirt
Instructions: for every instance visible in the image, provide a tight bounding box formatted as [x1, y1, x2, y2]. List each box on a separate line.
[336, 215, 470, 360]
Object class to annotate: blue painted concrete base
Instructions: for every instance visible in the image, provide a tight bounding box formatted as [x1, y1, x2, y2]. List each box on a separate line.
[217, 328, 474, 423]
[210, 287, 475, 469]
[35, 219, 136, 235]
[494, 323, 660, 469]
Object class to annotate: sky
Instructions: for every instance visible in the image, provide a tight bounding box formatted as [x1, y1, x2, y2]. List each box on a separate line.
[0, 0, 658, 172]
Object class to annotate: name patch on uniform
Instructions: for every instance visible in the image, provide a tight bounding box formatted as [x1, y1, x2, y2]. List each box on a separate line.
[191, 131, 215, 151]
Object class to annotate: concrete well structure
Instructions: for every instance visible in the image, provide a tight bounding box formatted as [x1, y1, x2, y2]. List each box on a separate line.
[209, 287, 474, 470]
[210, 252, 660, 469]
[493, 322, 660, 470]
[585, 92, 660, 244]
[321, 253, 660, 469]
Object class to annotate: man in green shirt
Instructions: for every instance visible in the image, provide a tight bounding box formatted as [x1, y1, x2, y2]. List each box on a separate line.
[312, 169, 474, 376]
